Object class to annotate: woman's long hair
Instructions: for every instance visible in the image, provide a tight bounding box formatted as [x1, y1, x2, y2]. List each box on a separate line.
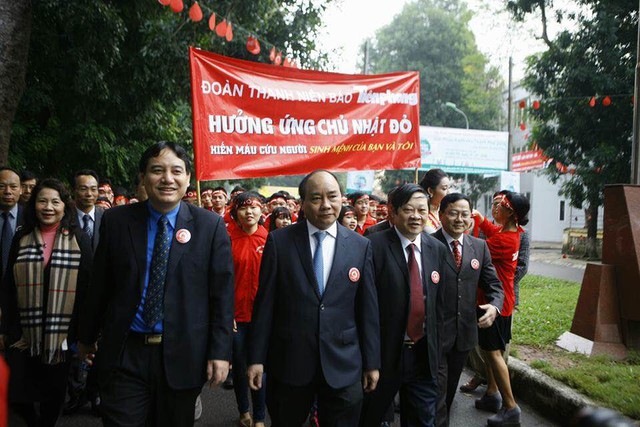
[22, 178, 77, 235]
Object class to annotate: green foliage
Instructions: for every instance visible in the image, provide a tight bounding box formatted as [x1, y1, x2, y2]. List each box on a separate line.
[11, 0, 332, 187]
[512, 1, 636, 252]
[513, 273, 640, 418]
[364, 0, 504, 130]
[512, 275, 580, 347]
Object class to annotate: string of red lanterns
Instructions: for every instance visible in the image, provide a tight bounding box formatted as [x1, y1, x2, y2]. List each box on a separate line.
[517, 93, 633, 111]
[157, 0, 299, 68]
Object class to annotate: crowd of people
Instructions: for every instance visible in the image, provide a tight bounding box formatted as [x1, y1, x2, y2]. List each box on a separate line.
[0, 142, 531, 427]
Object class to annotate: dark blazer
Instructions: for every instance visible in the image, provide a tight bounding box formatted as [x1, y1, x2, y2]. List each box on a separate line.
[367, 228, 448, 378]
[92, 206, 104, 252]
[432, 229, 504, 353]
[363, 219, 391, 236]
[78, 201, 235, 390]
[248, 220, 380, 389]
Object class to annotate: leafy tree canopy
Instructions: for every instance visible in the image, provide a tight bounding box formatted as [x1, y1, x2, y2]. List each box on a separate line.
[510, 0, 636, 256]
[10, 0, 332, 189]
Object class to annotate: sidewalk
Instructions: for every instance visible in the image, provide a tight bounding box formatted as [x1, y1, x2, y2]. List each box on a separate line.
[529, 243, 589, 271]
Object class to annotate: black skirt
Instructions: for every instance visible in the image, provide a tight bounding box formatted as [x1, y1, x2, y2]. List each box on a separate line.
[6, 348, 71, 403]
[478, 315, 512, 352]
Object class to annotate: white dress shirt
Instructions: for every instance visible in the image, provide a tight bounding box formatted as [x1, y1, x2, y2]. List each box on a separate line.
[441, 229, 464, 257]
[77, 207, 96, 231]
[395, 228, 423, 277]
[307, 220, 337, 291]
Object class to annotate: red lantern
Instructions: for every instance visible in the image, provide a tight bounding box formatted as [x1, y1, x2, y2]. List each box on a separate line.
[569, 168, 576, 175]
[208, 13, 216, 30]
[215, 19, 227, 37]
[595, 166, 602, 173]
[602, 96, 611, 106]
[269, 47, 276, 62]
[169, 0, 183, 13]
[519, 122, 526, 131]
[246, 37, 261, 55]
[519, 100, 526, 109]
[158, 0, 171, 6]
[589, 97, 596, 107]
[532, 100, 540, 110]
[291, 61, 299, 69]
[283, 57, 291, 67]
[274, 51, 282, 66]
[189, 2, 203, 22]
[225, 22, 233, 41]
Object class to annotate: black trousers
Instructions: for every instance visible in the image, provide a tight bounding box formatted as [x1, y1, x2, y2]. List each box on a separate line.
[435, 349, 470, 427]
[266, 367, 363, 427]
[99, 333, 201, 427]
[360, 338, 438, 427]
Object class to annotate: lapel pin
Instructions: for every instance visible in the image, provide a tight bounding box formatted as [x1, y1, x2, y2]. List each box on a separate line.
[176, 229, 191, 244]
[431, 271, 440, 284]
[471, 259, 480, 270]
[348, 267, 360, 283]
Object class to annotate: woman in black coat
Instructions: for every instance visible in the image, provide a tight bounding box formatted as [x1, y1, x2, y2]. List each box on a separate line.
[0, 178, 92, 427]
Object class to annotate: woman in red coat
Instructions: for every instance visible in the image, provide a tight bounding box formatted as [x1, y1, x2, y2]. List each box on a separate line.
[472, 191, 530, 427]
[229, 191, 268, 427]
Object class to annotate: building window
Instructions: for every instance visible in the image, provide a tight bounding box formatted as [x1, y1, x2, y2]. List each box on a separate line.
[560, 200, 565, 221]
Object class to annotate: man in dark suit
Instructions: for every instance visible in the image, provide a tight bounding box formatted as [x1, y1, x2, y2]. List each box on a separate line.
[0, 167, 24, 279]
[248, 170, 380, 426]
[65, 169, 105, 414]
[432, 193, 504, 427]
[78, 142, 235, 427]
[361, 183, 448, 427]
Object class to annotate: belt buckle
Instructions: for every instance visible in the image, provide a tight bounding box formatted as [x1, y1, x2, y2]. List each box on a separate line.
[144, 334, 162, 345]
[403, 340, 415, 347]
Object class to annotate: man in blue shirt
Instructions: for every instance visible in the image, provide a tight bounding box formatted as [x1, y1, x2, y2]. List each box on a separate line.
[79, 142, 235, 427]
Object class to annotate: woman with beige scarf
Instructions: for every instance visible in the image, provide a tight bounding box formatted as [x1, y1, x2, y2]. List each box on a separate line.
[0, 178, 92, 427]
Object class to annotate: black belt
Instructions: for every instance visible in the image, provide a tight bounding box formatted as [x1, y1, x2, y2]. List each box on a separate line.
[129, 332, 163, 345]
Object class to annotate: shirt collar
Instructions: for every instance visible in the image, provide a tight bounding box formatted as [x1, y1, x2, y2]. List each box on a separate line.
[442, 229, 464, 247]
[395, 228, 422, 253]
[147, 202, 180, 229]
[77, 206, 96, 221]
[5, 204, 18, 219]
[307, 220, 337, 240]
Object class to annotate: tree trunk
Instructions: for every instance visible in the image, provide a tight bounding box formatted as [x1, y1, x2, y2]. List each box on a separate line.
[0, 1, 32, 165]
[584, 201, 599, 259]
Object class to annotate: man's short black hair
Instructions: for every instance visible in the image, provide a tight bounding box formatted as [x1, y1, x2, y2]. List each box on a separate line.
[72, 169, 99, 188]
[390, 183, 428, 211]
[212, 186, 227, 194]
[298, 170, 342, 202]
[0, 166, 20, 179]
[348, 191, 369, 204]
[439, 193, 472, 213]
[268, 191, 288, 203]
[20, 170, 37, 182]
[138, 141, 192, 174]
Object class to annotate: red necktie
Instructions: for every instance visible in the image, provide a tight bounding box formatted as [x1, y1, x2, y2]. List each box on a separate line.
[406, 243, 425, 342]
[451, 240, 462, 270]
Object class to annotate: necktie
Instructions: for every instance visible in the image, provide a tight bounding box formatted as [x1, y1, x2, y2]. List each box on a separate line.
[143, 216, 171, 327]
[313, 231, 327, 296]
[451, 240, 462, 270]
[406, 243, 425, 342]
[82, 214, 93, 240]
[1, 212, 11, 275]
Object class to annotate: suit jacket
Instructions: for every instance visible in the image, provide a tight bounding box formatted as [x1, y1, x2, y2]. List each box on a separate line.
[363, 219, 391, 236]
[432, 229, 504, 353]
[78, 201, 235, 390]
[248, 220, 380, 389]
[367, 228, 447, 378]
[92, 206, 104, 252]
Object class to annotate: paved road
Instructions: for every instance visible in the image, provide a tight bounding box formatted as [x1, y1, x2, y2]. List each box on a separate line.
[528, 248, 586, 283]
[13, 368, 555, 427]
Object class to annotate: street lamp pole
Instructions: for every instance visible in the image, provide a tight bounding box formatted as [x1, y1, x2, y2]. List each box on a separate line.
[445, 102, 469, 129]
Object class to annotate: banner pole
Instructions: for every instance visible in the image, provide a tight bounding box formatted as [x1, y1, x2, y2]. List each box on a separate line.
[196, 180, 201, 207]
[415, 168, 419, 184]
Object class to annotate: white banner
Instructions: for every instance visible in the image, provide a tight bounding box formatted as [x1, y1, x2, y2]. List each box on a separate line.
[346, 170, 375, 193]
[419, 126, 508, 173]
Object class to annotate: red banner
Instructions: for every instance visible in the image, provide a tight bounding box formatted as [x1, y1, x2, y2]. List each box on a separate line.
[512, 149, 548, 172]
[189, 47, 421, 181]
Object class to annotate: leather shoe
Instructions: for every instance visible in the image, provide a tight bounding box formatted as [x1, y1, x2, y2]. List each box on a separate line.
[460, 376, 486, 392]
[475, 392, 502, 413]
[488, 405, 521, 426]
[63, 395, 88, 415]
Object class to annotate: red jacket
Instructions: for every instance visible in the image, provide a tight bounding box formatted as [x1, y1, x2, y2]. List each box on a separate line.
[230, 225, 268, 322]
[355, 215, 377, 235]
[0, 356, 8, 427]
[477, 218, 521, 316]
